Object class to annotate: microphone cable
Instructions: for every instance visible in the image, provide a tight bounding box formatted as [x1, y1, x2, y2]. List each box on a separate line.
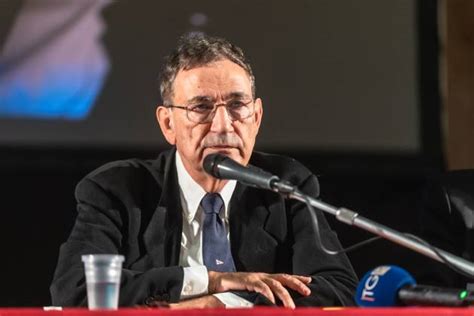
[403, 233, 474, 280]
[301, 193, 382, 255]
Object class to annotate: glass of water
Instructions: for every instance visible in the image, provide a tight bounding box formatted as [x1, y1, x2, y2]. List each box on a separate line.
[81, 254, 125, 310]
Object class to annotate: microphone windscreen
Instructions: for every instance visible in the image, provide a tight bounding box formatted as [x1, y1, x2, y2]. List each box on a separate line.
[203, 153, 225, 177]
[355, 265, 416, 307]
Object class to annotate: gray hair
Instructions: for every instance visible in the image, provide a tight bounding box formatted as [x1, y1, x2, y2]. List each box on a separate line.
[159, 33, 255, 105]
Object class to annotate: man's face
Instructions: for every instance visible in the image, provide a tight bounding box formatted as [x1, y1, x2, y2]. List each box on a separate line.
[157, 59, 263, 178]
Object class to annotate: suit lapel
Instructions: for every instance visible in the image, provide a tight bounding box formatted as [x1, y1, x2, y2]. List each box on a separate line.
[143, 149, 182, 268]
[229, 183, 281, 272]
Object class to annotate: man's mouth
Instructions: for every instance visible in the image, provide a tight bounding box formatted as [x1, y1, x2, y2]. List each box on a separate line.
[207, 145, 234, 148]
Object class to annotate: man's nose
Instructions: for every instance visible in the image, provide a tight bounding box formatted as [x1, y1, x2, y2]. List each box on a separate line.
[210, 105, 234, 132]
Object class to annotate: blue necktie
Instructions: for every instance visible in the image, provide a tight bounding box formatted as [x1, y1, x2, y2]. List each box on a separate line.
[201, 193, 236, 272]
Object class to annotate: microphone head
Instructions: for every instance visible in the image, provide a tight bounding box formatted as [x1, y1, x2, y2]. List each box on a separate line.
[203, 153, 227, 178]
[355, 265, 416, 307]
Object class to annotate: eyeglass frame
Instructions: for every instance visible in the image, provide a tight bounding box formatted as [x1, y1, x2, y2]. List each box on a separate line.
[164, 98, 255, 124]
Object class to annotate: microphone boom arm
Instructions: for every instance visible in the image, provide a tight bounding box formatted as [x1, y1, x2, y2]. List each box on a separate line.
[286, 188, 474, 278]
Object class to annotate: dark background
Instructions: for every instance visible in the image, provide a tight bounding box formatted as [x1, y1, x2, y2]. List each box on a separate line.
[0, 0, 446, 306]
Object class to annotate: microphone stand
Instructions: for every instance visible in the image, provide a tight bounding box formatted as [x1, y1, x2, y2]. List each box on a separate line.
[273, 183, 474, 278]
[202, 153, 474, 278]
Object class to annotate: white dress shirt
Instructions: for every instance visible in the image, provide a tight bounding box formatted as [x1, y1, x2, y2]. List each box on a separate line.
[175, 152, 253, 308]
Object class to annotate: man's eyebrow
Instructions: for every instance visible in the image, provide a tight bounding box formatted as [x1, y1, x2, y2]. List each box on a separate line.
[186, 92, 251, 104]
[186, 95, 213, 104]
[225, 92, 251, 99]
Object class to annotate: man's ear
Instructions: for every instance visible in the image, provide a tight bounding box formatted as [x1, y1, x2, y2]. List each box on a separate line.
[253, 97, 263, 132]
[156, 105, 176, 145]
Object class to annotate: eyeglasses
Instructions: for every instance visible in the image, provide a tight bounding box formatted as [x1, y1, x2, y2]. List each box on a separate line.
[165, 99, 255, 124]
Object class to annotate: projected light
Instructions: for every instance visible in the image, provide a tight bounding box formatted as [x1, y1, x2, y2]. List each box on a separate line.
[189, 12, 208, 27]
[0, 0, 111, 120]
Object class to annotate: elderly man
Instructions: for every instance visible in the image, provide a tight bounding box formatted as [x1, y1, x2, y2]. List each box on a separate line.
[51, 33, 357, 308]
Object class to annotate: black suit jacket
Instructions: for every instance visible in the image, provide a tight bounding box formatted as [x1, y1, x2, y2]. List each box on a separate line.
[50, 149, 357, 306]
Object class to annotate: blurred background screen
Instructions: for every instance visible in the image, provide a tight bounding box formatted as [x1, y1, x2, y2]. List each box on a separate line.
[0, 0, 422, 154]
[0, 0, 446, 307]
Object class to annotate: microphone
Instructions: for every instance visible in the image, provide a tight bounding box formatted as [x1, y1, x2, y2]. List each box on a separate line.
[355, 265, 474, 307]
[203, 153, 285, 190]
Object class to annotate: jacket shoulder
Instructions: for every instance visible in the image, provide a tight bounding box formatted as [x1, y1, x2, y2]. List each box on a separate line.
[250, 151, 318, 190]
[75, 150, 173, 205]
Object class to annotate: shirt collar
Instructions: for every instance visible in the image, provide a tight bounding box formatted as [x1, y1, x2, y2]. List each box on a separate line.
[175, 151, 236, 224]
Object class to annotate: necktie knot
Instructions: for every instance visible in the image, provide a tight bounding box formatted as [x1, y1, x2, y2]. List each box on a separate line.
[201, 193, 224, 215]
